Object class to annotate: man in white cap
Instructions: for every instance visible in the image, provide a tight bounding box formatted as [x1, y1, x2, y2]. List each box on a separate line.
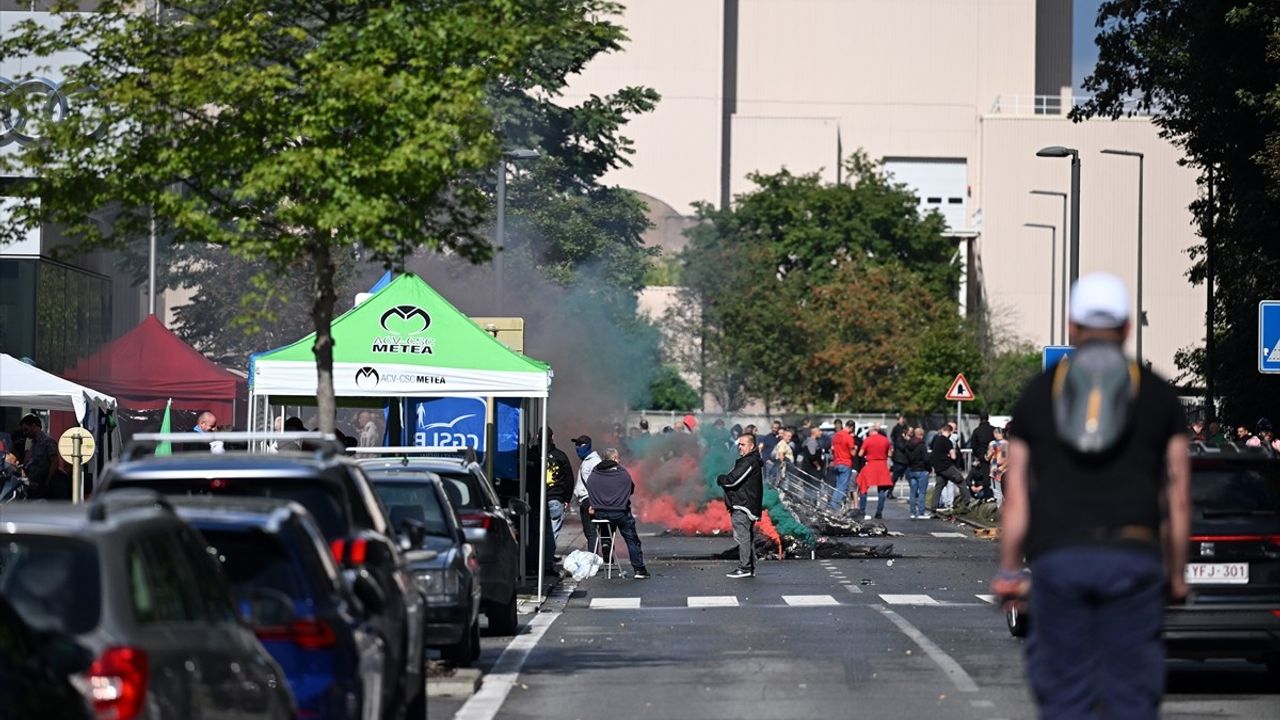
[995, 272, 1190, 719]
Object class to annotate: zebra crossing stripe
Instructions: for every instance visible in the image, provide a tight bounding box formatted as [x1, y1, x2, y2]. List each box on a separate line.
[687, 595, 739, 608]
[976, 594, 997, 604]
[589, 597, 641, 609]
[879, 594, 941, 605]
[782, 594, 840, 607]
[931, 532, 968, 538]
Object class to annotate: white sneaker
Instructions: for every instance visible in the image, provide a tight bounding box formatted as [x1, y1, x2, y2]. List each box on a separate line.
[909, 513, 918, 520]
[919, 512, 933, 519]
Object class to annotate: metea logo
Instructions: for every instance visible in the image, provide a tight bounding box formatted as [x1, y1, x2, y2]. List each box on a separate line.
[379, 305, 431, 335]
[354, 366, 380, 389]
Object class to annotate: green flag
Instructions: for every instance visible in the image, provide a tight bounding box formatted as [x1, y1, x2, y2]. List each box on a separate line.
[155, 399, 173, 456]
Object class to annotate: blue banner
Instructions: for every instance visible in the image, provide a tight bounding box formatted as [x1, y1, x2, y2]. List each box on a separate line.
[408, 397, 523, 480]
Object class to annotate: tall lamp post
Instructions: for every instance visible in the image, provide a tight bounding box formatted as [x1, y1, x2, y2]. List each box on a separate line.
[1030, 190, 1069, 342]
[1036, 146, 1081, 296]
[1101, 149, 1145, 366]
[495, 148, 541, 308]
[1024, 223, 1057, 345]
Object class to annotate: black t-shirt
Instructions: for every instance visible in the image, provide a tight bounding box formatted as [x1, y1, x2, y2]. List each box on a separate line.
[929, 434, 954, 473]
[1011, 364, 1184, 560]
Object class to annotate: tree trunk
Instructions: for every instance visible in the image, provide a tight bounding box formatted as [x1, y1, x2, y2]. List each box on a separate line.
[310, 240, 338, 434]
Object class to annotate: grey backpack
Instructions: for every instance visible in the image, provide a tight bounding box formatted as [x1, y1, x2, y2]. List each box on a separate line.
[1051, 342, 1140, 454]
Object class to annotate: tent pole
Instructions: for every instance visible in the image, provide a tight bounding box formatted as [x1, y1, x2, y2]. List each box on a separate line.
[537, 397, 548, 604]
[484, 397, 495, 483]
[516, 398, 528, 584]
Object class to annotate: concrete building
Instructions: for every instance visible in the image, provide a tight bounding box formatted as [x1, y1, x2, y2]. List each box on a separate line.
[575, 0, 1203, 380]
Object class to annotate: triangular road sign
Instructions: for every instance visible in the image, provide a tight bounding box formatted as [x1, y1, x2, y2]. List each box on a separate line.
[945, 373, 975, 402]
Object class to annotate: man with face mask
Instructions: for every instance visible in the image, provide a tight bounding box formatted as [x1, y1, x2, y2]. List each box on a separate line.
[572, 435, 602, 551]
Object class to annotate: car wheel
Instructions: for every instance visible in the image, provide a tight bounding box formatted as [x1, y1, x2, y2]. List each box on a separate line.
[1006, 605, 1029, 638]
[488, 590, 519, 636]
[442, 620, 478, 667]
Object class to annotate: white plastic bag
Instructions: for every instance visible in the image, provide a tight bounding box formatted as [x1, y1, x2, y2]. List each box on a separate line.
[564, 549, 604, 581]
[939, 481, 956, 508]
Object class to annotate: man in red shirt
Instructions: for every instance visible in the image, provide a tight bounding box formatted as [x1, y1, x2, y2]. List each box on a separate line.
[829, 419, 855, 510]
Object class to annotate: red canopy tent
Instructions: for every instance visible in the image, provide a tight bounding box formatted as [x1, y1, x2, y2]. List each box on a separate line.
[62, 315, 246, 423]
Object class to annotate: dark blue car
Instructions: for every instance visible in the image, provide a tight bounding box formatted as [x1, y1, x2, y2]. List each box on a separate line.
[171, 496, 392, 720]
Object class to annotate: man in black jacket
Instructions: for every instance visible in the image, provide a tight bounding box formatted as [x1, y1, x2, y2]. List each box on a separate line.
[718, 433, 764, 579]
[586, 448, 650, 579]
[968, 412, 997, 481]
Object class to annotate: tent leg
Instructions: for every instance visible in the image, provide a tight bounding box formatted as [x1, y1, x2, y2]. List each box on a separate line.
[516, 399, 528, 584]
[537, 399, 548, 604]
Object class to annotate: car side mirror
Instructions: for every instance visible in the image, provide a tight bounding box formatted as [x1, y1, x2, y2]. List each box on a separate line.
[38, 631, 94, 676]
[349, 569, 386, 617]
[508, 498, 531, 516]
[400, 518, 427, 549]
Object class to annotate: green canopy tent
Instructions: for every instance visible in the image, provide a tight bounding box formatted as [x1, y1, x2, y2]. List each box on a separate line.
[248, 272, 555, 598]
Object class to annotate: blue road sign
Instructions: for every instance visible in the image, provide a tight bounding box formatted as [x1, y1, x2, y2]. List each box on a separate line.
[1043, 345, 1074, 370]
[1260, 301, 1280, 374]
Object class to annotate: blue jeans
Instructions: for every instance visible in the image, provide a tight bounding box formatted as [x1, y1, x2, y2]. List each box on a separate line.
[857, 487, 887, 517]
[592, 509, 646, 571]
[1027, 547, 1165, 720]
[830, 464, 852, 509]
[548, 499, 565, 541]
[906, 470, 929, 516]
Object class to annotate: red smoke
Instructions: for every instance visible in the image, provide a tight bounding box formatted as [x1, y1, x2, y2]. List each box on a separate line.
[636, 494, 732, 534]
[759, 511, 783, 559]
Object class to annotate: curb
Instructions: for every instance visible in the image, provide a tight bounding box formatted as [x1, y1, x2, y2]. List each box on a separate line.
[426, 668, 482, 698]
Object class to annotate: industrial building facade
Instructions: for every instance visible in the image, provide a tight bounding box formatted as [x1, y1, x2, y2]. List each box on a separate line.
[571, 0, 1204, 382]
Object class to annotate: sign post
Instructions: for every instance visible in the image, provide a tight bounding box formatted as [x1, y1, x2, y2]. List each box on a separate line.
[57, 427, 96, 504]
[1260, 301, 1280, 374]
[945, 373, 975, 433]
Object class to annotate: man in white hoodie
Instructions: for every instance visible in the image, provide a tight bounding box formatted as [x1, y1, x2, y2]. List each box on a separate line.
[572, 434, 602, 550]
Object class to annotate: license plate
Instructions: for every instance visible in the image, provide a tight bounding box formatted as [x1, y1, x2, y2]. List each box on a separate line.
[1185, 562, 1249, 584]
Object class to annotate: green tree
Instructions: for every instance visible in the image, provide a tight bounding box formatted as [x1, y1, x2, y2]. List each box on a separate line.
[647, 365, 699, 412]
[979, 344, 1041, 415]
[1075, 1, 1280, 421]
[0, 1, 641, 432]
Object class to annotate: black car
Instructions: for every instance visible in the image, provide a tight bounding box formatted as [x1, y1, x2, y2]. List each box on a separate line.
[0, 593, 93, 720]
[357, 456, 521, 636]
[1165, 446, 1280, 673]
[0, 492, 296, 720]
[365, 467, 482, 665]
[99, 446, 425, 719]
[171, 496, 393, 720]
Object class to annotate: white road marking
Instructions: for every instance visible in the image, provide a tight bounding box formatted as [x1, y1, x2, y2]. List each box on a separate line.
[453, 584, 571, 720]
[879, 594, 941, 605]
[589, 597, 641, 609]
[931, 532, 968, 538]
[843, 584, 864, 594]
[971, 699, 995, 708]
[783, 594, 840, 607]
[687, 595, 740, 608]
[872, 604, 979, 693]
[976, 594, 997, 604]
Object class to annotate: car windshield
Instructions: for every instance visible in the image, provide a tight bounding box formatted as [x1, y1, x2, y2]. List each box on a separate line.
[433, 470, 483, 510]
[0, 536, 101, 635]
[110, 477, 350, 540]
[371, 480, 452, 537]
[198, 528, 306, 622]
[1191, 463, 1280, 516]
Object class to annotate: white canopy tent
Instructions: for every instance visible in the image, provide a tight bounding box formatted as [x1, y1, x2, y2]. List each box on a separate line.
[0, 353, 122, 471]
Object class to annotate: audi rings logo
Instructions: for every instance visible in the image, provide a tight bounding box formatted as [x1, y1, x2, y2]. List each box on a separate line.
[1, 77, 104, 148]
[354, 366, 380, 389]
[378, 305, 431, 335]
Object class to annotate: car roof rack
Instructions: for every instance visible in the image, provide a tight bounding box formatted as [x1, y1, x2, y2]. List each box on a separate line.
[87, 488, 175, 522]
[124, 432, 345, 461]
[349, 446, 478, 466]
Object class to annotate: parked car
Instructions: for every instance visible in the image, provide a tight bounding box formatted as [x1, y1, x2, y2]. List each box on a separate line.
[98, 446, 425, 719]
[357, 455, 522, 635]
[1165, 447, 1280, 673]
[0, 593, 94, 720]
[171, 495, 393, 720]
[0, 491, 296, 720]
[1005, 446, 1280, 676]
[363, 466, 482, 665]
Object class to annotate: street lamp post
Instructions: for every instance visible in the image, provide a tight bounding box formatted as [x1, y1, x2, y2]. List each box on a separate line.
[1024, 222, 1057, 345]
[495, 148, 540, 309]
[1030, 189, 1069, 342]
[1036, 146, 1081, 293]
[1101, 149, 1145, 366]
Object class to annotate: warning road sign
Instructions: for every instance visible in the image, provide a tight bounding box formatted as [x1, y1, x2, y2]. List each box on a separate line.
[1260, 301, 1280, 374]
[945, 373, 975, 402]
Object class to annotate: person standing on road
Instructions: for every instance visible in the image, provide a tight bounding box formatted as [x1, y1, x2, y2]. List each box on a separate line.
[927, 423, 971, 514]
[969, 412, 996, 481]
[904, 428, 931, 519]
[889, 414, 909, 498]
[572, 435, 602, 551]
[17, 415, 57, 499]
[995, 272, 1191, 720]
[718, 432, 764, 579]
[585, 448, 650, 579]
[855, 424, 893, 520]
[539, 429, 575, 543]
[830, 420, 855, 510]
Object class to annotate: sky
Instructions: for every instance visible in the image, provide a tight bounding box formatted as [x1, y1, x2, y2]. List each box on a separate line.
[1073, 0, 1104, 92]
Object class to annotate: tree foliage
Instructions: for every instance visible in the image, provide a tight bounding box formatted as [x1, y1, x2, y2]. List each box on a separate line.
[1074, 0, 1280, 422]
[672, 154, 970, 413]
[647, 365, 699, 412]
[0, 1, 653, 430]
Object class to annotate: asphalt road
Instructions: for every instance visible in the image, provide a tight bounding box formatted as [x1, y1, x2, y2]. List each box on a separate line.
[430, 498, 1279, 720]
